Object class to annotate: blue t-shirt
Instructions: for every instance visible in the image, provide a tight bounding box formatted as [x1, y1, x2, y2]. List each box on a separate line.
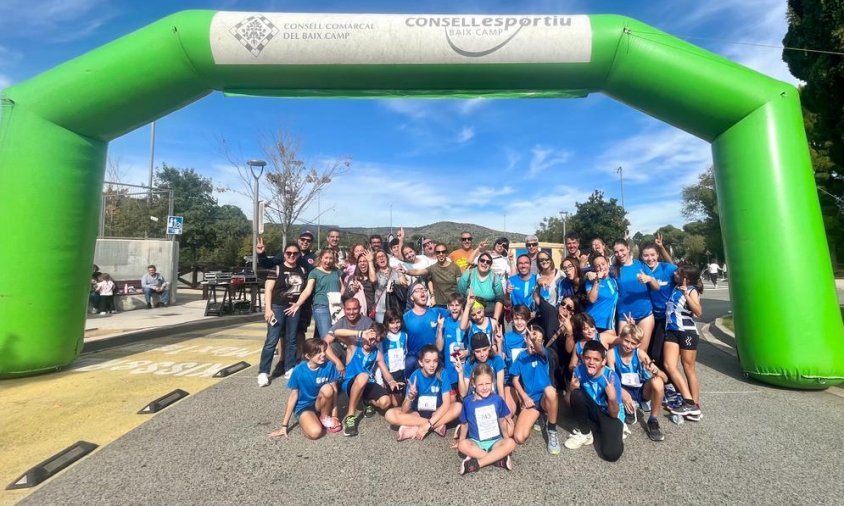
[342, 338, 380, 391]
[509, 349, 551, 401]
[382, 331, 408, 373]
[403, 307, 448, 358]
[468, 318, 495, 352]
[508, 274, 537, 311]
[287, 361, 340, 415]
[584, 277, 618, 330]
[502, 330, 527, 383]
[442, 316, 466, 384]
[646, 262, 678, 318]
[555, 277, 580, 305]
[612, 347, 652, 390]
[460, 392, 510, 442]
[407, 369, 445, 414]
[574, 363, 625, 421]
[614, 259, 653, 320]
[463, 355, 506, 393]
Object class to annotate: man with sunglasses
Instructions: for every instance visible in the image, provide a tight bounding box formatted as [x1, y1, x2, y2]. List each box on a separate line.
[524, 235, 541, 274]
[420, 236, 438, 264]
[449, 232, 475, 273]
[402, 243, 461, 307]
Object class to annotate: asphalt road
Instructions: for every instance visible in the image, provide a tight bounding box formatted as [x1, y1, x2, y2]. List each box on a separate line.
[12, 282, 844, 505]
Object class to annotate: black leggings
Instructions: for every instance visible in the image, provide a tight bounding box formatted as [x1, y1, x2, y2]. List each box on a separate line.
[648, 317, 667, 370]
[570, 388, 624, 462]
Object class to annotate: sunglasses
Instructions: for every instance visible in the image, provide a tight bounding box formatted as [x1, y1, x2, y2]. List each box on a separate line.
[435, 250, 447, 254]
[539, 258, 551, 263]
[461, 237, 473, 242]
[299, 238, 312, 242]
[423, 241, 433, 247]
[562, 304, 574, 311]
[284, 251, 299, 256]
[527, 242, 538, 247]
[478, 258, 492, 265]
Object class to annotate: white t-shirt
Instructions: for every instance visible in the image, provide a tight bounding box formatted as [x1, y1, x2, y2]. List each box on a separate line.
[707, 263, 721, 274]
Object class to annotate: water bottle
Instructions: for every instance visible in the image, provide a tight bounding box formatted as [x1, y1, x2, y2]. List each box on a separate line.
[124, 283, 128, 294]
[670, 413, 685, 425]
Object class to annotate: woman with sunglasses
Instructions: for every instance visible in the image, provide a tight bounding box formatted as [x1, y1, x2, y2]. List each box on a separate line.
[457, 251, 504, 320]
[286, 249, 346, 342]
[344, 250, 377, 320]
[468, 237, 515, 285]
[259, 244, 307, 386]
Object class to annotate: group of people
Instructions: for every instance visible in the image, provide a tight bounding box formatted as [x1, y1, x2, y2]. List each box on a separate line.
[257, 227, 705, 471]
[88, 264, 171, 316]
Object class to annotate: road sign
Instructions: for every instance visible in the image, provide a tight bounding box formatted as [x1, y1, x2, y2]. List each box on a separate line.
[167, 215, 184, 235]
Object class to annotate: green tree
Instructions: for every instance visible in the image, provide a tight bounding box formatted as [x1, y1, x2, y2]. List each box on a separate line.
[537, 190, 629, 245]
[681, 167, 724, 262]
[783, 0, 844, 265]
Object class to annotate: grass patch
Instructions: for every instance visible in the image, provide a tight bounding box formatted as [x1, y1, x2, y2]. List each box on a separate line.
[721, 315, 734, 332]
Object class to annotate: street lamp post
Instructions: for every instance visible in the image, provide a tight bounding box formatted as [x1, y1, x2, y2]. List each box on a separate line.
[617, 166, 625, 211]
[247, 159, 266, 275]
[559, 211, 569, 243]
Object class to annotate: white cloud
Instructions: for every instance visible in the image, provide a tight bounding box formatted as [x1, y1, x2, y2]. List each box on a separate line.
[527, 146, 572, 178]
[0, 74, 10, 89]
[456, 126, 475, 143]
[456, 98, 488, 116]
[625, 199, 686, 236]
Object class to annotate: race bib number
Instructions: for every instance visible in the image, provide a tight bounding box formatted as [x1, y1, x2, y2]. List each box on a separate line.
[621, 372, 642, 388]
[474, 404, 501, 441]
[387, 348, 404, 372]
[417, 395, 437, 412]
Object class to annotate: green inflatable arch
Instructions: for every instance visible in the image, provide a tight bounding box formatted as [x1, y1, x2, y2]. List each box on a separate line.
[1, 11, 842, 388]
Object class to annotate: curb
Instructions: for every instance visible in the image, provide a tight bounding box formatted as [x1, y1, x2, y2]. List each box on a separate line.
[82, 313, 264, 353]
[699, 318, 737, 358]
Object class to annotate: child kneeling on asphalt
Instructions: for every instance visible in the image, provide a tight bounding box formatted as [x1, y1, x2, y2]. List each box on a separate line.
[269, 338, 340, 440]
[338, 322, 403, 437]
[608, 316, 670, 441]
[385, 345, 462, 441]
[510, 325, 561, 455]
[565, 340, 625, 461]
[456, 363, 516, 474]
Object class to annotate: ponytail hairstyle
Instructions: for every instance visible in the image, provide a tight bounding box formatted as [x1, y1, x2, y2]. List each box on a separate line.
[677, 263, 704, 294]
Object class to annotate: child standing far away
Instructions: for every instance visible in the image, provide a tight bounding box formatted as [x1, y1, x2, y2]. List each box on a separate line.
[336, 322, 402, 437]
[385, 345, 462, 441]
[510, 325, 561, 455]
[608, 316, 669, 441]
[565, 340, 625, 461]
[456, 363, 516, 475]
[269, 338, 340, 440]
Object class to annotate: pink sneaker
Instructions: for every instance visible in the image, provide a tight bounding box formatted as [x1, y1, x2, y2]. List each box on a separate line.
[321, 416, 341, 433]
[396, 425, 418, 441]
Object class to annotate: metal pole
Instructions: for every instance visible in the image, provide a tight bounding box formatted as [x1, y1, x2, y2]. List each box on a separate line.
[247, 160, 266, 274]
[146, 121, 156, 239]
[617, 166, 625, 210]
[389, 203, 393, 236]
[559, 211, 568, 243]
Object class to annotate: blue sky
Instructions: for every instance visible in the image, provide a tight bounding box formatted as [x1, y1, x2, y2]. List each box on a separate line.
[0, 0, 799, 236]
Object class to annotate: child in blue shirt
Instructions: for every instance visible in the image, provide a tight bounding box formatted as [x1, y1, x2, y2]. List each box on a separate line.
[564, 340, 625, 461]
[460, 292, 498, 352]
[584, 255, 619, 344]
[568, 312, 614, 372]
[510, 325, 561, 455]
[436, 295, 467, 392]
[455, 332, 506, 401]
[269, 338, 340, 440]
[380, 309, 409, 405]
[456, 363, 516, 474]
[337, 322, 403, 437]
[384, 345, 462, 441]
[607, 319, 669, 441]
[501, 304, 531, 414]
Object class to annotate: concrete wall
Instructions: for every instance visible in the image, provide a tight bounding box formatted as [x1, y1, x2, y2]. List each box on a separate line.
[94, 239, 179, 304]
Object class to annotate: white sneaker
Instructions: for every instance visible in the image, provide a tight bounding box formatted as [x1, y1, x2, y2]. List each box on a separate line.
[623, 423, 631, 440]
[257, 373, 270, 387]
[284, 369, 293, 380]
[99, 312, 107, 315]
[564, 429, 594, 449]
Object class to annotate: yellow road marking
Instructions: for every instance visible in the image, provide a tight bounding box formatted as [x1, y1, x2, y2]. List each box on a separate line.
[0, 325, 265, 505]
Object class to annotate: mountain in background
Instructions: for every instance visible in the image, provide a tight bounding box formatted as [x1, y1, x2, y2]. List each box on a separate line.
[287, 221, 526, 249]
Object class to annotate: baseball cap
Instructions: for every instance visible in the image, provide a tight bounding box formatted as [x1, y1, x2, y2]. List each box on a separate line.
[471, 332, 492, 350]
[299, 230, 315, 240]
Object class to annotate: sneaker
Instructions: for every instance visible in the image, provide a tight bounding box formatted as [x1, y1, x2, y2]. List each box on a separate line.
[364, 405, 376, 418]
[90, 309, 98, 314]
[533, 413, 546, 432]
[496, 455, 513, 471]
[433, 424, 447, 437]
[257, 373, 269, 387]
[640, 400, 652, 412]
[564, 429, 594, 450]
[684, 412, 703, 422]
[459, 456, 480, 475]
[396, 425, 418, 441]
[624, 409, 637, 426]
[146, 303, 152, 309]
[283, 369, 294, 380]
[622, 423, 631, 440]
[647, 418, 665, 441]
[321, 415, 341, 432]
[343, 415, 358, 437]
[547, 430, 561, 455]
[99, 312, 107, 315]
[668, 402, 701, 416]
[110, 310, 117, 314]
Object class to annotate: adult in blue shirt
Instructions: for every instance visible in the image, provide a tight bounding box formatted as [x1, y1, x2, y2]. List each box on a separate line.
[584, 255, 619, 344]
[403, 282, 448, 374]
[611, 239, 655, 353]
[638, 235, 676, 369]
[504, 254, 537, 315]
